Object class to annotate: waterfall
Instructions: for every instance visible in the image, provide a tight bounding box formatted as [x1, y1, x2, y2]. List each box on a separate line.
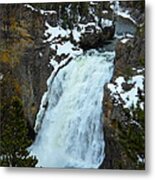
[29, 50, 115, 168]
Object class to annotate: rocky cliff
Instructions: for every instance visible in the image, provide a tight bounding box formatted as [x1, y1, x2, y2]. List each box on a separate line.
[0, 4, 52, 138]
[100, 1, 145, 169]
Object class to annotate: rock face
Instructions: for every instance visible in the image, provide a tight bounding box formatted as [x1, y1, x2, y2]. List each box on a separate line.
[99, 1, 145, 169]
[0, 4, 52, 137]
[16, 44, 52, 128]
[100, 24, 145, 169]
[120, 1, 145, 25]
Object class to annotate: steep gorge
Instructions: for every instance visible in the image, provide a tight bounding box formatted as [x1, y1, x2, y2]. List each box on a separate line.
[0, 1, 145, 169]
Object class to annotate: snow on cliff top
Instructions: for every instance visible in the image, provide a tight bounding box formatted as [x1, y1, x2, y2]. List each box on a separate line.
[107, 74, 144, 110]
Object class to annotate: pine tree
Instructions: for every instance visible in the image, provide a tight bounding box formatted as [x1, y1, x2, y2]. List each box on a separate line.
[118, 90, 145, 169]
[0, 96, 38, 167]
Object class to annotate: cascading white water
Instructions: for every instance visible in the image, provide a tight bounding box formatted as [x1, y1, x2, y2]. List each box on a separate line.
[29, 50, 115, 168]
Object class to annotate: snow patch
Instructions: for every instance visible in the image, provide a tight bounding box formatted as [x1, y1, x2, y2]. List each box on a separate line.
[57, 41, 82, 57]
[43, 21, 83, 66]
[101, 19, 113, 28]
[121, 38, 129, 44]
[116, 10, 137, 25]
[137, 68, 145, 73]
[39, 52, 43, 57]
[0, 73, 4, 81]
[110, 1, 137, 25]
[137, 154, 145, 164]
[114, 33, 134, 40]
[25, 4, 57, 16]
[40, 9, 57, 15]
[44, 22, 70, 42]
[72, 28, 81, 42]
[24, 4, 37, 12]
[102, 10, 108, 14]
[108, 75, 144, 109]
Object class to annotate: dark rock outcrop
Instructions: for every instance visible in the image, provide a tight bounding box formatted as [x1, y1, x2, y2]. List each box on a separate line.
[79, 25, 115, 50]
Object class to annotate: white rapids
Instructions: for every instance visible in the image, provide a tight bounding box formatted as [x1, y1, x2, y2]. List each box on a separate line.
[29, 50, 115, 168]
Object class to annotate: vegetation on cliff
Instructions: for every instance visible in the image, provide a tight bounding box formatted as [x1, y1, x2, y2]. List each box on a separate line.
[102, 21, 145, 169]
[0, 75, 37, 167]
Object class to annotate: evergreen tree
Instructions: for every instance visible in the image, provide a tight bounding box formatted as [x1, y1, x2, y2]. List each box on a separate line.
[118, 88, 145, 169]
[0, 96, 38, 167]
